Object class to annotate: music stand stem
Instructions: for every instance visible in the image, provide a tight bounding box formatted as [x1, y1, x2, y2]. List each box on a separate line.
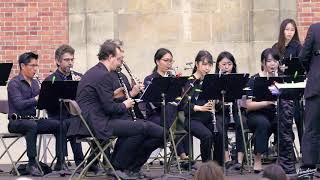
[187, 96, 192, 171]
[161, 93, 169, 174]
[221, 90, 226, 174]
[276, 96, 281, 165]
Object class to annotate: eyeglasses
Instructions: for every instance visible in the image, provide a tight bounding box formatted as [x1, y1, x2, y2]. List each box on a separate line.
[62, 58, 74, 62]
[25, 64, 38, 68]
[161, 58, 175, 64]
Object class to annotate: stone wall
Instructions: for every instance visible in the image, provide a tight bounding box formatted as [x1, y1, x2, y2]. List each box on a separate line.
[69, 0, 297, 80]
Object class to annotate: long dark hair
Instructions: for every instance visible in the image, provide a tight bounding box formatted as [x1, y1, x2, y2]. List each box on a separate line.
[192, 50, 214, 74]
[152, 48, 172, 73]
[260, 48, 280, 71]
[215, 51, 237, 73]
[276, 18, 300, 55]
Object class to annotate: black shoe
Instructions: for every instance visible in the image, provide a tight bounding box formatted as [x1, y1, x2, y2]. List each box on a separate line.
[254, 169, 263, 174]
[225, 161, 235, 169]
[88, 165, 105, 175]
[114, 170, 137, 180]
[233, 162, 242, 171]
[53, 163, 69, 171]
[297, 167, 317, 179]
[26, 164, 42, 177]
[0, 169, 3, 172]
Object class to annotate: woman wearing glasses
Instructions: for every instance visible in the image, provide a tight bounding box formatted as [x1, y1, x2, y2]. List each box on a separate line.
[143, 48, 189, 160]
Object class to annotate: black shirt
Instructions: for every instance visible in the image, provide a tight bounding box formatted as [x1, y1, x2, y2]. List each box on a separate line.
[246, 73, 276, 117]
[7, 74, 39, 118]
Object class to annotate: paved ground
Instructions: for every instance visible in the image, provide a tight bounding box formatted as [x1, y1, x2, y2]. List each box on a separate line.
[1, 162, 319, 180]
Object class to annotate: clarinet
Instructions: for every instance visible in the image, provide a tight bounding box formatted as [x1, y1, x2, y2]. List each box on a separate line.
[226, 102, 235, 124]
[208, 100, 218, 133]
[122, 61, 142, 96]
[11, 113, 39, 120]
[116, 68, 137, 121]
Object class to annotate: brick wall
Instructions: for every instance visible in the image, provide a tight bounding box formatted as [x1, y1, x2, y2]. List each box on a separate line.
[297, 0, 320, 42]
[0, 0, 68, 79]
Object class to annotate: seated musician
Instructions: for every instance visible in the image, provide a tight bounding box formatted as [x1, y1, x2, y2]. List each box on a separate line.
[144, 48, 189, 160]
[44, 44, 84, 171]
[182, 50, 224, 164]
[246, 48, 296, 174]
[7, 52, 64, 176]
[74, 40, 164, 178]
[214, 51, 245, 170]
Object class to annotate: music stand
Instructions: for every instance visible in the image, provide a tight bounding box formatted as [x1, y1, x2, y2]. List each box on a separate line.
[140, 76, 188, 177]
[199, 73, 249, 173]
[37, 80, 79, 176]
[281, 56, 305, 76]
[0, 63, 13, 86]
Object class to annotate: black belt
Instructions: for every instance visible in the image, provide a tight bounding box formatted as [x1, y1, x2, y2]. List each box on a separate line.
[315, 50, 320, 56]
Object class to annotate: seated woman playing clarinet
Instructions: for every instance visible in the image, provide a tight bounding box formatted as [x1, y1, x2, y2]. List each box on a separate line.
[182, 50, 224, 164]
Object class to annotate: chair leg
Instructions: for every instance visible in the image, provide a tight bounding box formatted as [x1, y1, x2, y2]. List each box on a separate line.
[0, 137, 21, 159]
[0, 137, 20, 176]
[169, 128, 182, 174]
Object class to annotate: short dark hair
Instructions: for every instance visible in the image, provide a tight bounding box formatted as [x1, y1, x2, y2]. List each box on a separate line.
[260, 48, 280, 71]
[215, 51, 237, 73]
[55, 44, 75, 61]
[97, 41, 120, 61]
[18, 52, 38, 69]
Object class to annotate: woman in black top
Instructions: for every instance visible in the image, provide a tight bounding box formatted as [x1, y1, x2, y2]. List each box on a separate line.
[214, 51, 245, 169]
[143, 48, 189, 160]
[246, 48, 279, 173]
[272, 18, 303, 144]
[183, 50, 222, 163]
[246, 48, 296, 174]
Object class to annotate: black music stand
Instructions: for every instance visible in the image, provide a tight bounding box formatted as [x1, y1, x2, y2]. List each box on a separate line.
[0, 63, 13, 86]
[140, 76, 188, 178]
[282, 57, 305, 76]
[199, 73, 249, 173]
[37, 80, 79, 176]
[252, 76, 305, 166]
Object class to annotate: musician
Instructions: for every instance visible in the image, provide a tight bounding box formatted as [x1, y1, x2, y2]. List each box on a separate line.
[246, 48, 296, 174]
[214, 51, 245, 170]
[75, 40, 163, 178]
[182, 50, 222, 163]
[143, 48, 189, 160]
[298, 22, 320, 177]
[272, 18, 303, 144]
[44, 44, 84, 170]
[7, 52, 64, 176]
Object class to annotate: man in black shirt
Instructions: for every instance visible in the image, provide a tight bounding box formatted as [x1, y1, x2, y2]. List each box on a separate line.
[7, 52, 64, 176]
[73, 40, 163, 178]
[44, 44, 84, 170]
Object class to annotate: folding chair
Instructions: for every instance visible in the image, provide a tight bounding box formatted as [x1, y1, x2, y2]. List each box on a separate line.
[0, 100, 25, 176]
[62, 99, 119, 180]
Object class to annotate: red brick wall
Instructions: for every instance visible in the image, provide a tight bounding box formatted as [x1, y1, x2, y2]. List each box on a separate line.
[297, 0, 320, 43]
[0, 0, 68, 79]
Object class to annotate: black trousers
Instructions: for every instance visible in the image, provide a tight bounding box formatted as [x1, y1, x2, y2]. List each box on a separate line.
[302, 95, 320, 166]
[109, 119, 163, 171]
[8, 119, 64, 164]
[190, 119, 223, 165]
[247, 112, 276, 154]
[247, 100, 296, 174]
[216, 112, 245, 153]
[278, 100, 296, 174]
